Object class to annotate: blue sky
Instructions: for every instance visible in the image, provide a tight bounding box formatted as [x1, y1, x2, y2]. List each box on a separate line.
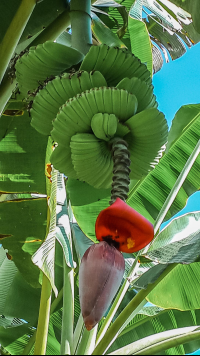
[152, 42, 200, 228]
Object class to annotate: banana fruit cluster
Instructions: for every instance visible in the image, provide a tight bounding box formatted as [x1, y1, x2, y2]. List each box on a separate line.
[15, 43, 168, 189]
[15, 41, 84, 96]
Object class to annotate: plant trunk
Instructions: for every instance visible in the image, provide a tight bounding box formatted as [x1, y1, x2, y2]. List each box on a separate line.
[0, 0, 36, 83]
[70, 0, 92, 55]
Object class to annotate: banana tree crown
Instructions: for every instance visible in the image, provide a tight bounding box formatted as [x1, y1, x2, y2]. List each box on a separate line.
[16, 43, 168, 189]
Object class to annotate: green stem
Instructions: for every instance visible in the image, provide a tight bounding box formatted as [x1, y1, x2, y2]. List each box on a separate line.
[70, 0, 93, 54]
[76, 326, 98, 355]
[34, 274, 52, 355]
[0, 76, 17, 116]
[0, 0, 36, 83]
[22, 288, 63, 355]
[28, 9, 71, 48]
[73, 314, 84, 354]
[60, 261, 74, 355]
[92, 264, 176, 355]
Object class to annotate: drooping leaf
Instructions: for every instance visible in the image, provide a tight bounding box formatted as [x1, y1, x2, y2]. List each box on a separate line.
[146, 211, 200, 264]
[32, 169, 74, 296]
[145, 17, 186, 60]
[152, 44, 164, 74]
[129, 3, 153, 75]
[169, 0, 200, 34]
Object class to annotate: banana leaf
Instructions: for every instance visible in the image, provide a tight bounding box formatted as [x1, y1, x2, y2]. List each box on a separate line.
[0, 198, 47, 288]
[169, 0, 200, 34]
[0, 112, 48, 194]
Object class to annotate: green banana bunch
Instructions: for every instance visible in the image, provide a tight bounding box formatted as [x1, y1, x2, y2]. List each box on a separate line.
[15, 41, 84, 96]
[15, 43, 168, 189]
[91, 113, 118, 141]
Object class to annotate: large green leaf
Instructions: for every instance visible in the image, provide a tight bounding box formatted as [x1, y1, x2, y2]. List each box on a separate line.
[0, 325, 34, 354]
[108, 306, 200, 355]
[72, 104, 200, 242]
[131, 211, 200, 310]
[0, 198, 47, 287]
[0, 112, 48, 194]
[147, 263, 200, 311]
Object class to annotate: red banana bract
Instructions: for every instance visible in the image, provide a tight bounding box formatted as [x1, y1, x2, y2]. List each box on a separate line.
[95, 198, 154, 253]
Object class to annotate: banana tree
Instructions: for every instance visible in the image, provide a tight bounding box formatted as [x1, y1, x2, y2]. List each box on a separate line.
[1, 0, 200, 355]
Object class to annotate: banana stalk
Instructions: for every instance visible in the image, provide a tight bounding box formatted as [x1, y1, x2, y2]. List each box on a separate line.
[109, 138, 131, 204]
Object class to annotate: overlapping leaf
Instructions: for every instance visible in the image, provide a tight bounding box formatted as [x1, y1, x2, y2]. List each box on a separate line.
[32, 168, 74, 296]
[108, 306, 200, 355]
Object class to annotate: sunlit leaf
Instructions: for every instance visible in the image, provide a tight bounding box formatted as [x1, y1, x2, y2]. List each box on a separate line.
[128, 15, 153, 75]
[147, 263, 200, 310]
[169, 0, 200, 34]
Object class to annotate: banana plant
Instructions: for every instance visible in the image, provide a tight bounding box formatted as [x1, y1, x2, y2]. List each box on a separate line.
[1, 0, 200, 355]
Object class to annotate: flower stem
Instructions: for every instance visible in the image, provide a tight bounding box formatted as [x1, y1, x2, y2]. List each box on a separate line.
[60, 261, 74, 355]
[110, 138, 131, 205]
[34, 274, 52, 355]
